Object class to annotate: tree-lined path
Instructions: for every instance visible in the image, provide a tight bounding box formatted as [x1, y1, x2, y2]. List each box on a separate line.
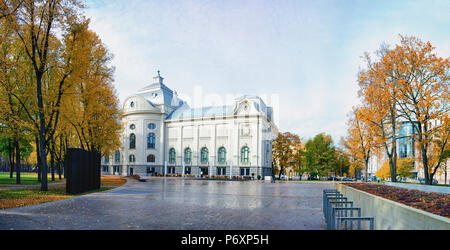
[0, 179, 332, 230]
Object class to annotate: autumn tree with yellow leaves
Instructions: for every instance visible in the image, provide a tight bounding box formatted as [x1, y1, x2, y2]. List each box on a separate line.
[354, 35, 449, 185]
[358, 44, 402, 182]
[342, 107, 379, 182]
[376, 159, 390, 180]
[59, 20, 121, 156]
[393, 36, 449, 185]
[0, 0, 122, 190]
[376, 157, 415, 181]
[397, 157, 415, 180]
[272, 132, 301, 179]
[0, 10, 35, 184]
[421, 113, 449, 183]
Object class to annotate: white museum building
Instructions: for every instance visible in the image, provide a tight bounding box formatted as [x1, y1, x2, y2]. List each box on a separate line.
[101, 72, 278, 179]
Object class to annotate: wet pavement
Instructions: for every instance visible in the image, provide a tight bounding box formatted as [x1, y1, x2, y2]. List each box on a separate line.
[0, 178, 332, 230]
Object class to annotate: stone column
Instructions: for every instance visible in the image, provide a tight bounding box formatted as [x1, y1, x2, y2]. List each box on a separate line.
[230, 162, 233, 180]
[209, 161, 213, 178]
[164, 161, 167, 176]
[122, 165, 127, 176]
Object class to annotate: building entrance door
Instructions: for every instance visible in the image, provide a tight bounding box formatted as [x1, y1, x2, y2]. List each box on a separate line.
[200, 167, 208, 177]
[130, 168, 134, 176]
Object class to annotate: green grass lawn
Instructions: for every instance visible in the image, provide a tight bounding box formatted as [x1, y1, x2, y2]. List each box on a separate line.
[0, 172, 65, 185]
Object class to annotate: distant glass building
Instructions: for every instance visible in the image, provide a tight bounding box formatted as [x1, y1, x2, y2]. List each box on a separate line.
[367, 120, 418, 179]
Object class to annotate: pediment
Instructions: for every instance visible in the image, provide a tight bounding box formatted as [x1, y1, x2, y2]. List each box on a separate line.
[233, 99, 252, 115]
[123, 95, 162, 114]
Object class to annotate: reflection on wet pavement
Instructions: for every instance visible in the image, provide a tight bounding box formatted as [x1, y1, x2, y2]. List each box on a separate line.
[0, 178, 332, 230]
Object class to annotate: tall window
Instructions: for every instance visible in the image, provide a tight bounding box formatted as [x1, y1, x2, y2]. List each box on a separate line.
[129, 133, 136, 149]
[241, 146, 250, 163]
[114, 151, 120, 163]
[147, 154, 155, 163]
[218, 147, 226, 163]
[201, 147, 209, 163]
[129, 154, 136, 163]
[104, 155, 109, 164]
[147, 133, 155, 149]
[240, 167, 250, 176]
[169, 148, 176, 163]
[184, 148, 192, 164]
[217, 167, 226, 176]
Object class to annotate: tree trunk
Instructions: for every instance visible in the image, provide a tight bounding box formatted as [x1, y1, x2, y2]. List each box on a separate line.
[8, 138, 14, 179]
[50, 145, 55, 181]
[36, 135, 41, 182]
[389, 156, 397, 183]
[58, 135, 63, 180]
[278, 166, 283, 180]
[37, 76, 48, 191]
[445, 162, 447, 185]
[58, 162, 62, 180]
[14, 135, 21, 184]
[421, 145, 431, 185]
[386, 136, 397, 183]
[364, 158, 369, 182]
[390, 118, 397, 182]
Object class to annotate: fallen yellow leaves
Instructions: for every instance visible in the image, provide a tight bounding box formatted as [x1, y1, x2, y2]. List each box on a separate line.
[101, 176, 127, 186]
[0, 194, 68, 210]
[0, 186, 113, 210]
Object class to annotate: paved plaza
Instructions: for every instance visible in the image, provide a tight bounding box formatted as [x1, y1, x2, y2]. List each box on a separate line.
[0, 178, 332, 230]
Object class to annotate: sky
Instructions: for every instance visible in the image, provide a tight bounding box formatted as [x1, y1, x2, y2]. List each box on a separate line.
[83, 0, 450, 143]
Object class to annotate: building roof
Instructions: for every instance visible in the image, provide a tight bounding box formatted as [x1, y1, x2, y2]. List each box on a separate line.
[166, 105, 234, 120]
[136, 72, 184, 108]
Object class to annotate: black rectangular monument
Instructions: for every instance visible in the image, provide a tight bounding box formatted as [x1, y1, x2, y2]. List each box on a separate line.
[65, 148, 101, 194]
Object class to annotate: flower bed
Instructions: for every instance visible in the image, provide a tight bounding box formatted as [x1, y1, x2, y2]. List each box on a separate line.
[345, 183, 450, 218]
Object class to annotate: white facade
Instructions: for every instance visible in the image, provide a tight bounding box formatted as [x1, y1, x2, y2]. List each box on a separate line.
[102, 72, 277, 179]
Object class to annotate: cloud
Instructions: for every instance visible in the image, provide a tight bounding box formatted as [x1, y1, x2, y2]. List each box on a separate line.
[84, 0, 450, 143]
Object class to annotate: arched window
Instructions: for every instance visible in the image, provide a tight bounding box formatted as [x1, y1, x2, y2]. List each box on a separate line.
[218, 147, 226, 163]
[147, 154, 155, 163]
[129, 154, 136, 163]
[148, 123, 156, 130]
[241, 146, 250, 163]
[169, 148, 176, 163]
[184, 148, 192, 164]
[114, 151, 120, 163]
[147, 133, 155, 149]
[201, 147, 209, 163]
[129, 133, 136, 149]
